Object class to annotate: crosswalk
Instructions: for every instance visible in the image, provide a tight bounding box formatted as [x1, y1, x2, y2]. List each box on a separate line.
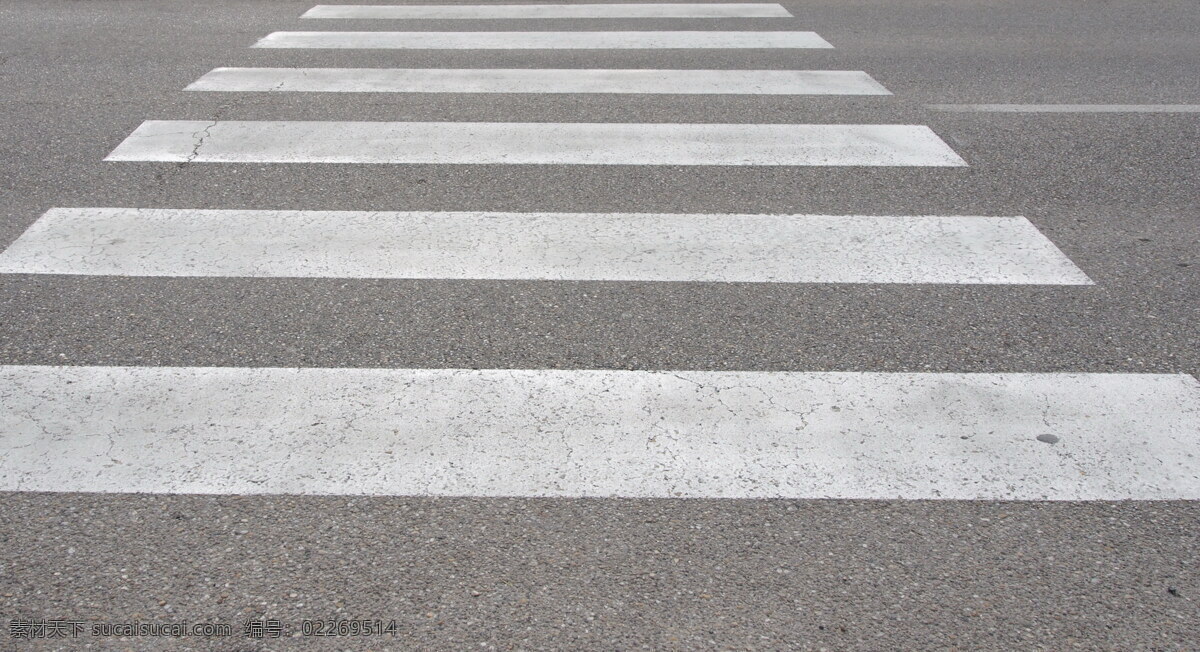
[106, 121, 967, 166]
[4, 366, 1197, 499]
[252, 30, 833, 49]
[185, 67, 892, 95]
[2, 2, 1198, 501]
[301, 3, 796, 18]
[0, 209, 1090, 283]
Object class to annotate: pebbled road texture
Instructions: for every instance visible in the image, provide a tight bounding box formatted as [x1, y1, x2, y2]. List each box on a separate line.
[0, 0, 1198, 648]
[3, 495, 1198, 650]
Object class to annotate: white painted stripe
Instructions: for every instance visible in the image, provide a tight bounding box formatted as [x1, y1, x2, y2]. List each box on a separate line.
[303, 3, 794, 18]
[252, 31, 834, 49]
[104, 121, 966, 166]
[1, 367, 1197, 499]
[0, 209, 1089, 285]
[185, 68, 891, 95]
[928, 104, 1200, 113]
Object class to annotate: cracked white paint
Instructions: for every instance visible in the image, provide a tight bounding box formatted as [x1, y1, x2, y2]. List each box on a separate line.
[302, 3, 795, 18]
[252, 31, 833, 49]
[0, 209, 1090, 284]
[1, 367, 1197, 499]
[104, 121, 966, 166]
[185, 68, 891, 95]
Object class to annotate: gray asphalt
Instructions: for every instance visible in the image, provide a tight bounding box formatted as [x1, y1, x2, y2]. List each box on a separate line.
[1, 0, 1198, 648]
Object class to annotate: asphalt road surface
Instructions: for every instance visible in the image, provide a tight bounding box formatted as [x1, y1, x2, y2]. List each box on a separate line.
[1, 0, 1198, 649]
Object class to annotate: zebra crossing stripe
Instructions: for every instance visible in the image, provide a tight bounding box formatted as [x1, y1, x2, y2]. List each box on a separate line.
[104, 121, 966, 166]
[252, 31, 834, 49]
[185, 68, 891, 95]
[302, 3, 795, 18]
[2, 366, 1196, 499]
[0, 209, 1089, 284]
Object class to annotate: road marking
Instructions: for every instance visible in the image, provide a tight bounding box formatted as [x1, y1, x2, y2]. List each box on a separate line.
[302, 3, 795, 18]
[186, 68, 891, 95]
[104, 121, 966, 166]
[0, 209, 1089, 284]
[1, 367, 1196, 499]
[252, 31, 833, 49]
[928, 104, 1200, 113]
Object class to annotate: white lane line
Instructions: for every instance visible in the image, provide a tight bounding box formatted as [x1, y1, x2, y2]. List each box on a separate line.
[303, 3, 795, 18]
[185, 68, 891, 95]
[0, 209, 1089, 285]
[252, 31, 834, 49]
[2, 366, 1197, 499]
[104, 121, 966, 166]
[928, 104, 1200, 113]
